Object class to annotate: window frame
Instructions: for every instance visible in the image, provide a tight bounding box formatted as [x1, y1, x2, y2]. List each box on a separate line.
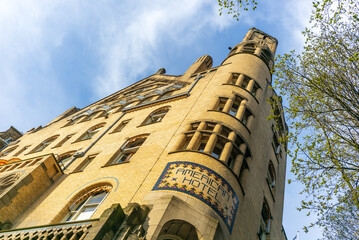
[63, 191, 109, 222]
[31, 135, 59, 153]
[105, 134, 149, 166]
[76, 123, 106, 142]
[141, 107, 170, 126]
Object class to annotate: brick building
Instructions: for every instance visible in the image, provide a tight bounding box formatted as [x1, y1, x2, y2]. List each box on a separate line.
[0, 28, 287, 240]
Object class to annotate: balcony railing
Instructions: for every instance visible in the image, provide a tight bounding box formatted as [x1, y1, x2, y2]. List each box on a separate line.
[0, 219, 96, 240]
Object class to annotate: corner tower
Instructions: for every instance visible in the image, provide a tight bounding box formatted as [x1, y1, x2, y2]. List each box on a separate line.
[144, 28, 286, 240]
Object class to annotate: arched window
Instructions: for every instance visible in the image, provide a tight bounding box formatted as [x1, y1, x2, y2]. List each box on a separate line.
[31, 135, 59, 153]
[58, 151, 76, 170]
[0, 145, 18, 157]
[141, 107, 170, 126]
[79, 112, 98, 123]
[77, 123, 105, 142]
[63, 118, 79, 127]
[63, 186, 111, 222]
[141, 95, 156, 104]
[159, 90, 174, 99]
[267, 161, 276, 191]
[108, 135, 148, 165]
[259, 199, 271, 239]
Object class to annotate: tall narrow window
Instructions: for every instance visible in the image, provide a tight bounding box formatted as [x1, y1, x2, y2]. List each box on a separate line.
[79, 112, 97, 123]
[267, 161, 276, 192]
[242, 109, 252, 126]
[58, 151, 76, 170]
[258, 199, 271, 240]
[216, 98, 228, 111]
[14, 145, 31, 157]
[197, 134, 210, 152]
[241, 75, 251, 89]
[272, 131, 281, 157]
[251, 82, 260, 96]
[228, 147, 240, 170]
[211, 137, 226, 159]
[73, 154, 98, 172]
[141, 96, 155, 104]
[112, 120, 130, 133]
[182, 134, 193, 150]
[0, 146, 18, 157]
[64, 118, 79, 127]
[64, 191, 109, 222]
[108, 135, 148, 165]
[53, 134, 75, 148]
[31, 135, 59, 153]
[230, 73, 240, 85]
[229, 96, 242, 117]
[141, 107, 170, 126]
[77, 124, 105, 142]
[159, 91, 174, 99]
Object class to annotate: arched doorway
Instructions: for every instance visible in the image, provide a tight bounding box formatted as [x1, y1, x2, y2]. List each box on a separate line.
[158, 220, 199, 240]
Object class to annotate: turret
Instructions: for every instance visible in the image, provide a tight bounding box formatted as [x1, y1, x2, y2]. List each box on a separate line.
[224, 28, 278, 70]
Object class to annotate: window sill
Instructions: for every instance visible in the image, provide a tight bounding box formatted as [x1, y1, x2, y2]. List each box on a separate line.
[168, 149, 245, 196]
[207, 110, 251, 134]
[72, 138, 91, 144]
[137, 121, 163, 128]
[101, 161, 130, 168]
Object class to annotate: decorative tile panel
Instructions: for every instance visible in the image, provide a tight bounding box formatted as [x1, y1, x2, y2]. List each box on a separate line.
[152, 161, 239, 233]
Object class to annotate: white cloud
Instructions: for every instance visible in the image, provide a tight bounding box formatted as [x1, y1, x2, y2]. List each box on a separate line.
[93, 0, 234, 98]
[0, 0, 235, 132]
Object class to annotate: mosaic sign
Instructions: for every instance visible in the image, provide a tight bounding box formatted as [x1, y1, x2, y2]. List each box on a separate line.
[152, 161, 239, 233]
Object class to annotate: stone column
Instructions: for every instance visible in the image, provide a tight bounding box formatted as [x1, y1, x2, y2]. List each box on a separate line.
[187, 122, 206, 150]
[220, 142, 233, 163]
[235, 99, 247, 120]
[235, 74, 245, 86]
[204, 124, 221, 154]
[204, 134, 217, 154]
[246, 79, 255, 93]
[222, 99, 233, 114]
[232, 154, 244, 176]
[233, 143, 247, 176]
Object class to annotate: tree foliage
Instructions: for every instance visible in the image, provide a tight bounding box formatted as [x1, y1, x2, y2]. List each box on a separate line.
[274, 0, 359, 237]
[217, 0, 258, 20]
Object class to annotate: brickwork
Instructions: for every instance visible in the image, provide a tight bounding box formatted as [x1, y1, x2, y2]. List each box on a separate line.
[0, 28, 287, 239]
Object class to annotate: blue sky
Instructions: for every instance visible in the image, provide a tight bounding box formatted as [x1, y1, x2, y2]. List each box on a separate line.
[0, 0, 322, 238]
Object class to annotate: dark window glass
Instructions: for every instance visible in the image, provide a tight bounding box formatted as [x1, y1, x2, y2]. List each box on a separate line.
[216, 98, 228, 111]
[230, 73, 240, 85]
[211, 137, 226, 159]
[205, 123, 216, 131]
[235, 134, 244, 147]
[242, 109, 252, 126]
[229, 96, 242, 116]
[197, 134, 209, 152]
[220, 126, 232, 138]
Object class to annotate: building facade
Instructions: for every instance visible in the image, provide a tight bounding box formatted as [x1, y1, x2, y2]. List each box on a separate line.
[0, 28, 287, 240]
